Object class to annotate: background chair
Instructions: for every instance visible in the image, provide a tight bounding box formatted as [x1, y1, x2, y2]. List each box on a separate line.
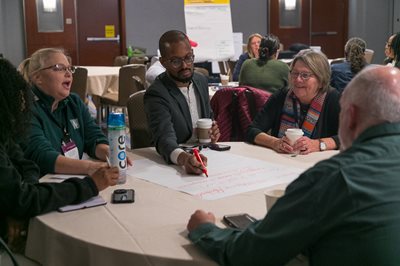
[127, 90, 153, 149]
[70, 67, 88, 102]
[99, 64, 146, 121]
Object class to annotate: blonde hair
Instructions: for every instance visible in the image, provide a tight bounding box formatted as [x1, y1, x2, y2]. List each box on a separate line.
[290, 49, 331, 93]
[344, 37, 367, 74]
[18, 47, 66, 83]
[247, 33, 263, 58]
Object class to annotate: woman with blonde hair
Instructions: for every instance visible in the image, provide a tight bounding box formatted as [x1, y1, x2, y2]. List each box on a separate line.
[18, 48, 130, 176]
[232, 33, 262, 81]
[330, 37, 367, 93]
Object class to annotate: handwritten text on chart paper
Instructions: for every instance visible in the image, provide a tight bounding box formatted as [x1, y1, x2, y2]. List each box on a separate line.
[129, 150, 304, 200]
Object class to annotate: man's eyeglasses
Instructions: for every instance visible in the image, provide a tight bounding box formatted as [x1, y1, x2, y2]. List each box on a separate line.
[40, 64, 76, 74]
[290, 71, 314, 81]
[168, 54, 195, 68]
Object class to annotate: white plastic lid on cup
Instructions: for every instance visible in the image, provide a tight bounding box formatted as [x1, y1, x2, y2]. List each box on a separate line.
[265, 189, 285, 211]
[285, 128, 304, 145]
[196, 118, 212, 129]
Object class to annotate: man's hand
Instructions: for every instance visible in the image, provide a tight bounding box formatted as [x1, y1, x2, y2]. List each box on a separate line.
[187, 210, 216, 232]
[177, 152, 208, 175]
[210, 121, 221, 143]
[90, 166, 119, 191]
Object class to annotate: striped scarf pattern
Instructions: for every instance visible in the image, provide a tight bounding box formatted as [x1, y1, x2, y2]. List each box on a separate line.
[278, 90, 327, 138]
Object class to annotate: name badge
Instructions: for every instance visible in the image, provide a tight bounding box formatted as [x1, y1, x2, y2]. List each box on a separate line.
[61, 140, 79, 159]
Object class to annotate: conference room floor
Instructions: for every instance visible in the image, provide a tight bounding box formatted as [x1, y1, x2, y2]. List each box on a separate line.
[25, 142, 338, 266]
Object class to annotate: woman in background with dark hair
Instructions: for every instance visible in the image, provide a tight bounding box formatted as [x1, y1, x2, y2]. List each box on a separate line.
[0, 58, 118, 252]
[239, 34, 289, 93]
[330, 37, 368, 93]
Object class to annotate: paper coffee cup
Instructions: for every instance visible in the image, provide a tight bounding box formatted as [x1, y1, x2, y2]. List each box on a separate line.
[196, 118, 212, 144]
[265, 189, 285, 211]
[220, 74, 229, 86]
[285, 128, 304, 145]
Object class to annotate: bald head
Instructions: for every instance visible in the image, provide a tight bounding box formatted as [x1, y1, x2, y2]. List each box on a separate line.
[339, 66, 400, 150]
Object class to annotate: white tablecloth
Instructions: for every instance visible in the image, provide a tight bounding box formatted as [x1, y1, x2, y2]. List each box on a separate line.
[83, 66, 120, 96]
[25, 142, 338, 266]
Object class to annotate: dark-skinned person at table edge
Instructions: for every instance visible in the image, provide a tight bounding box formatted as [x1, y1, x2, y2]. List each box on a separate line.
[187, 65, 400, 266]
[144, 30, 220, 175]
[0, 58, 119, 253]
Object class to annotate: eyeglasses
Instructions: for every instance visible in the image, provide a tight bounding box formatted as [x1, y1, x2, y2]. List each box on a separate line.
[40, 64, 76, 74]
[290, 71, 314, 81]
[167, 54, 195, 68]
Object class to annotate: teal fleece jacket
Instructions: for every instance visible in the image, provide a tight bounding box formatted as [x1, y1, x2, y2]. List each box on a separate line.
[23, 86, 108, 175]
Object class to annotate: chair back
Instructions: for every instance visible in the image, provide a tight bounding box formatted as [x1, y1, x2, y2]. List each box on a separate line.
[127, 90, 153, 149]
[118, 65, 146, 105]
[364, 49, 374, 64]
[330, 58, 345, 65]
[70, 67, 88, 102]
[114, 55, 129, 66]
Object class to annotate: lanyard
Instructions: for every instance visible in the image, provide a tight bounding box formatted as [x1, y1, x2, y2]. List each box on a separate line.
[39, 101, 71, 143]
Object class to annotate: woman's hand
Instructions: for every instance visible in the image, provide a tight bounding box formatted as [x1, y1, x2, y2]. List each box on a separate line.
[210, 121, 221, 143]
[273, 136, 294, 154]
[293, 136, 319, 155]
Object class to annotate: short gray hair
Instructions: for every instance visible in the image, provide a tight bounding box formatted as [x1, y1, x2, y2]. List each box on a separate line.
[342, 65, 400, 124]
[290, 49, 331, 93]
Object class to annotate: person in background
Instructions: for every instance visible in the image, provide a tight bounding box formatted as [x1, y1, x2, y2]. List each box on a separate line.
[144, 30, 220, 174]
[388, 32, 400, 68]
[0, 58, 118, 250]
[246, 49, 340, 154]
[187, 65, 400, 266]
[232, 33, 262, 82]
[18, 48, 129, 176]
[330, 37, 367, 93]
[239, 34, 289, 93]
[384, 34, 396, 65]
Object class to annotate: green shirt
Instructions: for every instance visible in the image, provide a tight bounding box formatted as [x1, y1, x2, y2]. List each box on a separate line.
[23, 86, 108, 175]
[239, 58, 289, 93]
[189, 122, 400, 266]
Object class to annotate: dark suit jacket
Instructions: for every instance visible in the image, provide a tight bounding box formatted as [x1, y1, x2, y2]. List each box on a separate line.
[144, 72, 212, 163]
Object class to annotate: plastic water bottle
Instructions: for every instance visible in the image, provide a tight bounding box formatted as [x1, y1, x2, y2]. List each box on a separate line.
[127, 46, 133, 57]
[108, 112, 127, 184]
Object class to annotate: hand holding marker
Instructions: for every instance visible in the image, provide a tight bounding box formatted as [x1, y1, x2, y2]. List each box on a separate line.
[192, 148, 208, 177]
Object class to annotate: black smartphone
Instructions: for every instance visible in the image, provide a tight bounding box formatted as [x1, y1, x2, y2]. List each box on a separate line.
[208, 143, 231, 151]
[111, 189, 135, 204]
[223, 213, 257, 229]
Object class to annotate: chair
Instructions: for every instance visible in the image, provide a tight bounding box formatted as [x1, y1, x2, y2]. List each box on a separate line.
[211, 86, 271, 141]
[114, 55, 129, 66]
[218, 60, 236, 81]
[70, 67, 88, 102]
[127, 90, 153, 149]
[99, 65, 146, 121]
[364, 49, 374, 64]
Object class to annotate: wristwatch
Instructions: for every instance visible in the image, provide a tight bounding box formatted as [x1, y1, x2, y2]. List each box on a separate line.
[319, 139, 327, 151]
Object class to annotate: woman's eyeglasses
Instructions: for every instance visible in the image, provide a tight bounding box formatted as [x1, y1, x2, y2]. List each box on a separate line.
[40, 64, 76, 74]
[290, 71, 314, 81]
[168, 54, 195, 68]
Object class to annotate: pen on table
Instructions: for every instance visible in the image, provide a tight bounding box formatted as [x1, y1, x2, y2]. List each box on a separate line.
[106, 155, 111, 167]
[192, 148, 208, 177]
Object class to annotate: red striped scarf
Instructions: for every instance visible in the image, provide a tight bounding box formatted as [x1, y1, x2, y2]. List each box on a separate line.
[278, 90, 327, 138]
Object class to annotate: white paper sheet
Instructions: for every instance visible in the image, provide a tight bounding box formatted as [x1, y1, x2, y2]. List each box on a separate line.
[128, 150, 304, 200]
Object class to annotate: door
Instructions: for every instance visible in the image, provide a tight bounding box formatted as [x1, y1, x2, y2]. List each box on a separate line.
[23, 0, 78, 62]
[76, 0, 126, 66]
[269, 0, 348, 59]
[24, 0, 126, 65]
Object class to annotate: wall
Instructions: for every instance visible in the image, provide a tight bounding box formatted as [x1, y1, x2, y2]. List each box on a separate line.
[0, 0, 25, 66]
[124, 0, 268, 56]
[348, 0, 393, 64]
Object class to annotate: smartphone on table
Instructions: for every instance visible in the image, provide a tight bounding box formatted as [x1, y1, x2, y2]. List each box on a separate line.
[223, 213, 257, 230]
[111, 189, 135, 203]
[207, 143, 231, 151]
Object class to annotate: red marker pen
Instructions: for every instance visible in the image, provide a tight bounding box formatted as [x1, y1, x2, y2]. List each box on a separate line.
[192, 148, 208, 177]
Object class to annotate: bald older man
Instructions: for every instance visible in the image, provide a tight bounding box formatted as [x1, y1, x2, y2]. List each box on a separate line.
[186, 65, 400, 265]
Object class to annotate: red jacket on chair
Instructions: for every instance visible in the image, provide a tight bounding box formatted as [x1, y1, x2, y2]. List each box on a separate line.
[211, 86, 271, 141]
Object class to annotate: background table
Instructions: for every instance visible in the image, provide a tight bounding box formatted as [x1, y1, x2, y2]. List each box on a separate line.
[84, 66, 120, 96]
[25, 142, 338, 266]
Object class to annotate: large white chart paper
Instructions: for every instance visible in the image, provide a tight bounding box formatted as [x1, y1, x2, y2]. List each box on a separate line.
[128, 150, 304, 200]
[184, 0, 235, 62]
